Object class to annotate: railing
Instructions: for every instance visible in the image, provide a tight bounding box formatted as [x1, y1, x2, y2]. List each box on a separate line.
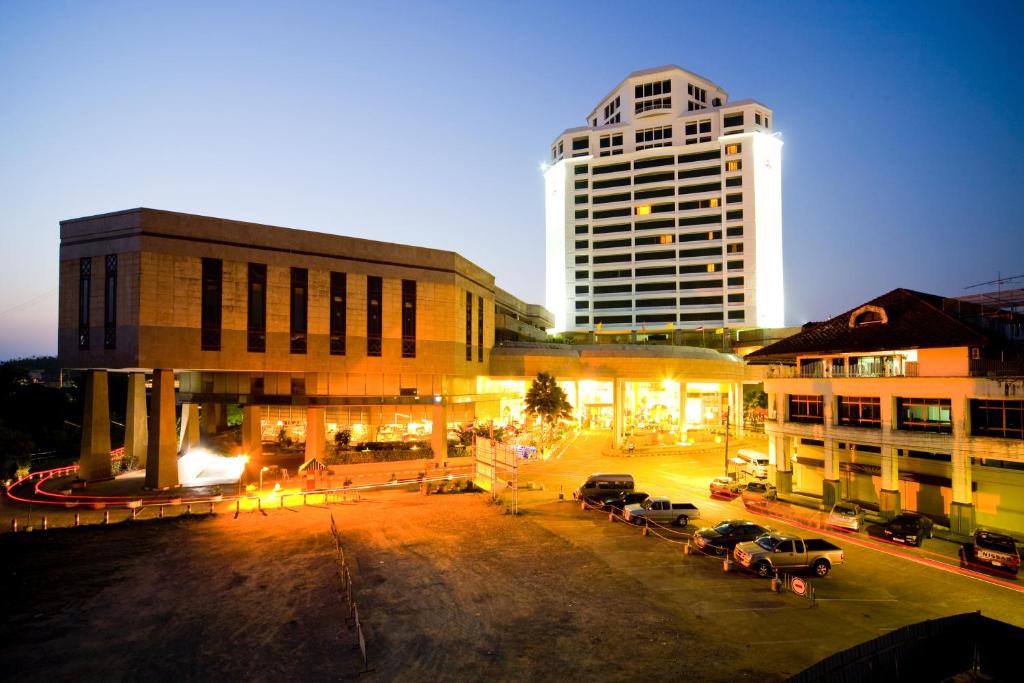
[765, 363, 919, 379]
[969, 357, 1024, 377]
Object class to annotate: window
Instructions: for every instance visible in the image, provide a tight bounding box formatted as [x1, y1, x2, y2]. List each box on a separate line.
[634, 187, 674, 200]
[726, 226, 744, 237]
[575, 179, 588, 190]
[723, 113, 744, 128]
[593, 299, 631, 310]
[678, 182, 721, 195]
[594, 315, 632, 325]
[366, 275, 382, 357]
[726, 209, 744, 220]
[401, 280, 416, 358]
[680, 263, 720, 274]
[725, 177, 742, 188]
[678, 149, 720, 164]
[636, 297, 674, 308]
[291, 377, 305, 396]
[575, 270, 589, 280]
[102, 255, 118, 350]
[679, 198, 720, 210]
[837, 396, 881, 428]
[727, 310, 745, 321]
[599, 133, 623, 154]
[725, 143, 741, 155]
[789, 395, 824, 423]
[290, 267, 308, 354]
[575, 315, 590, 325]
[680, 295, 721, 306]
[593, 192, 629, 204]
[636, 205, 652, 216]
[634, 79, 672, 114]
[575, 285, 590, 294]
[594, 238, 631, 249]
[634, 156, 674, 170]
[634, 218, 673, 231]
[727, 293, 744, 304]
[201, 258, 221, 351]
[78, 258, 91, 350]
[678, 230, 721, 242]
[678, 279, 721, 289]
[248, 263, 267, 353]
[635, 266, 674, 277]
[684, 119, 712, 144]
[594, 268, 632, 279]
[896, 398, 952, 433]
[728, 276, 744, 287]
[727, 260, 744, 270]
[594, 223, 631, 234]
[679, 214, 721, 227]
[575, 255, 589, 264]
[726, 243, 743, 254]
[635, 171, 674, 185]
[726, 193, 743, 204]
[572, 136, 589, 151]
[575, 194, 588, 205]
[635, 250, 673, 261]
[594, 253, 631, 264]
[593, 207, 630, 219]
[602, 95, 621, 123]
[595, 283, 633, 294]
[970, 399, 1024, 439]
[575, 301, 589, 310]
[575, 225, 589, 235]
[679, 312, 722, 322]
[680, 247, 720, 259]
[592, 162, 630, 175]
[635, 281, 673, 292]
[635, 125, 672, 150]
[725, 160, 741, 172]
[575, 239, 589, 249]
[465, 291, 473, 361]
[678, 166, 720, 179]
[575, 209, 589, 219]
[755, 112, 762, 125]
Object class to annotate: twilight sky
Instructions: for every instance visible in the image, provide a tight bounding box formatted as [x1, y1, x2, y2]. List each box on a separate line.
[1, 0, 1022, 360]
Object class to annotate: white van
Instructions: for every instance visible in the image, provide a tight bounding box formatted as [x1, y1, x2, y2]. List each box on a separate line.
[574, 473, 635, 503]
[737, 449, 769, 479]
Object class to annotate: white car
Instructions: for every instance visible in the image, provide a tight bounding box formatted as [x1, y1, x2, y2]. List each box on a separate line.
[709, 476, 740, 496]
[828, 502, 866, 532]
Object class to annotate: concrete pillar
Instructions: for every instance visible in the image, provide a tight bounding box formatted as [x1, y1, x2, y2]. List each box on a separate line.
[732, 383, 744, 437]
[79, 369, 113, 481]
[430, 402, 447, 460]
[145, 369, 179, 489]
[124, 372, 148, 468]
[879, 445, 900, 519]
[612, 378, 624, 448]
[202, 402, 217, 437]
[678, 381, 688, 443]
[772, 435, 793, 495]
[305, 406, 326, 462]
[242, 404, 263, 459]
[217, 403, 229, 431]
[950, 438, 975, 536]
[822, 437, 840, 508]
[179, 402, 200, 453]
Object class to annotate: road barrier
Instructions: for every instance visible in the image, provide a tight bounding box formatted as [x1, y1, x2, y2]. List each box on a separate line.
[330, 513, 370, 673]
[777, 572, 817, 604]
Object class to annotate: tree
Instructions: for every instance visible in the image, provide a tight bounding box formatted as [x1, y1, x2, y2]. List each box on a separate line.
[524, 372, 573, 452]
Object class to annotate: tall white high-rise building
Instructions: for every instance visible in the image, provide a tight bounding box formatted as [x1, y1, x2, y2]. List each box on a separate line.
[544, 65, 784, 334]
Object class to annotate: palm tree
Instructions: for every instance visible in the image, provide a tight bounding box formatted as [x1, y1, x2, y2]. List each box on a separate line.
[524, 372, 573, 453]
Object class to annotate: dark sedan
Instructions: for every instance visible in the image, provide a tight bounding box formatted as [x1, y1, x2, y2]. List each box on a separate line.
[870, 512, 934, 547]
[602, 491, 650, 514]
[693, 520, 769, 556]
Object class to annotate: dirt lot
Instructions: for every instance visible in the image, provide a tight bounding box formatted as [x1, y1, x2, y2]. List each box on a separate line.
[0, 488, 768, 682]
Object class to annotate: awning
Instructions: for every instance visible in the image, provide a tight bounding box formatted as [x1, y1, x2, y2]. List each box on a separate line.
[299, 458, 328, 472]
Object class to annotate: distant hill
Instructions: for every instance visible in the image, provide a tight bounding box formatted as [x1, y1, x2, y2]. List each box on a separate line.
[2, 356, 61, 384]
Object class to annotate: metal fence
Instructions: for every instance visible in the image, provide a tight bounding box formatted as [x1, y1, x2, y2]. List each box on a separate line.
[788, 611, 1024, 682]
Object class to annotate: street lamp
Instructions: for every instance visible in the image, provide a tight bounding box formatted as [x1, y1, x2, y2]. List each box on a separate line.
[259, 466, 269, 493]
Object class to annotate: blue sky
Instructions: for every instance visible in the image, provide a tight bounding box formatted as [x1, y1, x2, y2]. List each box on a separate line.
[1, 0, 1022, 359]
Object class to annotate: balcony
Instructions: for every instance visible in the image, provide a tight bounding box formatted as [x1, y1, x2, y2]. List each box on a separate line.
[764, 362, 919, 379]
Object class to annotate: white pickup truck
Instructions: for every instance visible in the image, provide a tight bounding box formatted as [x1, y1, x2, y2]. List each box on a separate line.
[623, 496, 701, 527]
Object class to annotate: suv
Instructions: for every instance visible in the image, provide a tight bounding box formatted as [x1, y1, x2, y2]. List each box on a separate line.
[959, 529, 1021, 576]
[828, 502, 866, 532]
[871, 512, 934, 547]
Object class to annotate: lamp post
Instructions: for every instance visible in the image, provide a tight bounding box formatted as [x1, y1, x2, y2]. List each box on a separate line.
[259, 466, 269, 493]
[723, 405, 731, 477]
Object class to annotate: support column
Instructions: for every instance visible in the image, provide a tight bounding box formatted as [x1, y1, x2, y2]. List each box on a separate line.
[822, 437, 840, 508]
[678, 381, 688, 444]
[242, 405, 263, 459]
[732, 383, 744, 437]
[612, 378, 624, 448]
[217, 403, 229, 431]
[772, 435, 792, 495]
[305, 406, 326, 462]
[178, 402, 200, 453]
[430, 402, 448, 460]
[949, 441, 975, 536]
[145, 369, 179, 489]
[79, 369, 112, 481]
[879, 445, 901, 519]
[202, 402, 218, 437]
[124, 372, 148, 468]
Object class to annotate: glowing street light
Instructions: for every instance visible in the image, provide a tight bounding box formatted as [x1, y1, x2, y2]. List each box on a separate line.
[259, 466, 269, 493]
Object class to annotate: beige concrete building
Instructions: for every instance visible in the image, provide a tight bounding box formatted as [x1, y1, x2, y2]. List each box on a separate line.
[748, 288, 1024, 536]
[59, 208, 747, 489]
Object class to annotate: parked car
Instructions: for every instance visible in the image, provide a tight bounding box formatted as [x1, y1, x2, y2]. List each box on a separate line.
[733, 533, 845, 578]
[828, 502, 866, 532]
[623, 496, 701, 527]
[709, 477, 743, 497]
[959, 529, 1021, 576]
[602, 491, 650, 514]
[869, 512, 934, 547]
[693, 520, 769, 556]
[740, 481, 777, 507]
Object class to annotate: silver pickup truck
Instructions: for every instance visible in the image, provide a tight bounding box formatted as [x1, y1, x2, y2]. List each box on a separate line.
[733, 533, 844, 577]
[623, 496, 700, 527]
